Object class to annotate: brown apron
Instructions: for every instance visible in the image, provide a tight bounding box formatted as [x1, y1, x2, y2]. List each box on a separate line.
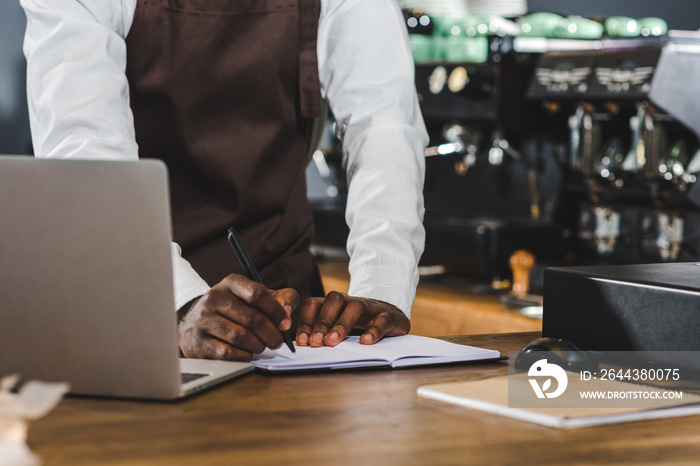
[125, 0, 324, 300]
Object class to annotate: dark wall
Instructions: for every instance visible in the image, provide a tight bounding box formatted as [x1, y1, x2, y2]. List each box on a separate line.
[528, 0, 700, 31]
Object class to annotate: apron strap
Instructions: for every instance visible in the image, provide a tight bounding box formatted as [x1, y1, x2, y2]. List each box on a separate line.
[298, 0, 321, 118]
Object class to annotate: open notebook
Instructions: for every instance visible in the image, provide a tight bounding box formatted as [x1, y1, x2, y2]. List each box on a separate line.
[252, 334, 500, 372]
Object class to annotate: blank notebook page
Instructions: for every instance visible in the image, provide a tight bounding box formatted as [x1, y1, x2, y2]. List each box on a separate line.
[252, 335, 499, 371]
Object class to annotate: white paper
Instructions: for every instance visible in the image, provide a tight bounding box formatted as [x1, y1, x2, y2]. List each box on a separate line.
[253, 334, 499, 371]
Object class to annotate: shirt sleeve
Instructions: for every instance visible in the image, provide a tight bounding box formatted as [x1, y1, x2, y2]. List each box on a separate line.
[22, 0, 211, 311]
[318, 0, 429, 317]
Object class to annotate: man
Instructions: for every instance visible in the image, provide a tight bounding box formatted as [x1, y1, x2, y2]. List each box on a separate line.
[22, 0, 427, 361]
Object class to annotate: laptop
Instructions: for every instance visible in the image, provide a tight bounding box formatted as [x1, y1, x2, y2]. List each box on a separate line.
[0, 156, 254, 399]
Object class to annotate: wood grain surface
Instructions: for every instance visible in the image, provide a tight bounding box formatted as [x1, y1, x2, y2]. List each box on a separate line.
[27, 332, 700, 465]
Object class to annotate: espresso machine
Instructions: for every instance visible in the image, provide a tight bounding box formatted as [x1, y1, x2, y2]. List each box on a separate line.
[527, 31, 700, 267]
[412, 27, 700, 294]
[309, 15, 700, 296]
[414, 32, 569, 293]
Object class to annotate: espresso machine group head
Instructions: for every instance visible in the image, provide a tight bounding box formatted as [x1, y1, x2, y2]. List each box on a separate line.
[527, 31, 700, 265]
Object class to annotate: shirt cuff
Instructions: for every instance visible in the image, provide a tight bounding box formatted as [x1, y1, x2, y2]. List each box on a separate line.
[347, 265, 419, 318]
[171, 243, 210, 312]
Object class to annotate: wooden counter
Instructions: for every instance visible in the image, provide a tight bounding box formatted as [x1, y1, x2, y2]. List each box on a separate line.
[27, 332, 700, 465]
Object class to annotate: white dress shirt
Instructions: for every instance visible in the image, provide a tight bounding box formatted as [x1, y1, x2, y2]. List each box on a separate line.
[21, 0, 428, 317]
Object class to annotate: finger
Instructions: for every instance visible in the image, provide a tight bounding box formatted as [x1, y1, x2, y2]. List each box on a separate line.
[222, 274, 290, 329]
[323, 299, 364, 347]
[221, 301, 284, 350]
[181, 333, 254, 362]
[309, 291, 347, 347]
[273, 287, 301, 320]
[295, 297, 323, 346]
[359, 312, 409, 345]
[200, 283, 283, 350]
[197, 337, 253, 362]
[204, 316, 267, 354]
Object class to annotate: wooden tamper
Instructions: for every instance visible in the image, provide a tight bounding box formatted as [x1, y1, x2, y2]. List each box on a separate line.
[509, 249, 535, 298]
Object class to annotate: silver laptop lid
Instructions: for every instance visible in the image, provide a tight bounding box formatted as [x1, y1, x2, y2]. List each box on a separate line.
[0, 156, 182, 399]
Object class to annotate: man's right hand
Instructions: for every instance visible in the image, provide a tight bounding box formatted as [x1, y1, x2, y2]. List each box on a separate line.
[177, 274, 300, 361]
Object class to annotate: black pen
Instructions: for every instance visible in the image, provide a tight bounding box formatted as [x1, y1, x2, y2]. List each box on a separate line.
[226, 226, 296, 353]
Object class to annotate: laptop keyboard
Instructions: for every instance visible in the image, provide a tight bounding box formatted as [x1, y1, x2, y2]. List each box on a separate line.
[181, 372, 208, 384]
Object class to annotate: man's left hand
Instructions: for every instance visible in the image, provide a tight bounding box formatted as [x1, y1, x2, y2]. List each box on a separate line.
[295, 292, 410, 347]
